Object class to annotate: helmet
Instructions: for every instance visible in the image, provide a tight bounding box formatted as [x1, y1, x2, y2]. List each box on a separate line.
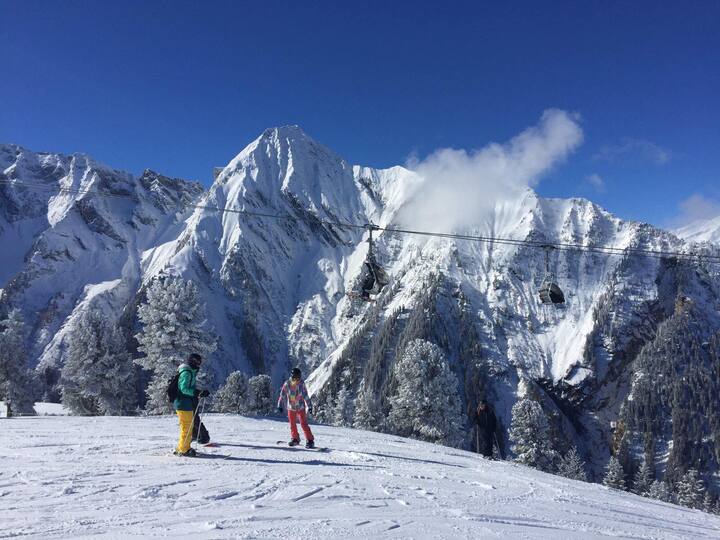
[291, 367, 302, 379]
[188, 353, 202, 369]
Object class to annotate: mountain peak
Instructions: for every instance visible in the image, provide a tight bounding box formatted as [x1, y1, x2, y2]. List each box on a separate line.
[218, 124, 347, 189]
[261, 124, 308, 139]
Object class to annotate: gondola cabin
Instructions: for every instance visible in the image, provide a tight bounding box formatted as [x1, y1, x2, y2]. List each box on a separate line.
[538, 281, 565, 304]
[538, 244, 565, 305]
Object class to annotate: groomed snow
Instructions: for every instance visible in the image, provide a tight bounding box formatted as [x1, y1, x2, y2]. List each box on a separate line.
[3, 415, 719, 539]
[33, 402, 69, 416]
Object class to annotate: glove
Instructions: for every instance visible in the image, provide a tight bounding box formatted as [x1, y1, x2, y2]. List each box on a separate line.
[198, 389, 210, 398]
[277, 405, 283, 414]
[307, 406, 313, 415]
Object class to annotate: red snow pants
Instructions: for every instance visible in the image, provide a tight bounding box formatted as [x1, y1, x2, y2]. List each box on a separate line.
[288, 409, 314, 442]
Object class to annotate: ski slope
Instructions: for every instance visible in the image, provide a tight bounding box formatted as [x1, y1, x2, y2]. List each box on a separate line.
[3, 415, 719, 539]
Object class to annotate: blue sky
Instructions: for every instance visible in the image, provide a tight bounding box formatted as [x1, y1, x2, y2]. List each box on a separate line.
[1, 1, 718, 227]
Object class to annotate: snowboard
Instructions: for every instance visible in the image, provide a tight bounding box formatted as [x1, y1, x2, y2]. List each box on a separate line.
[276, 440, 329, 452]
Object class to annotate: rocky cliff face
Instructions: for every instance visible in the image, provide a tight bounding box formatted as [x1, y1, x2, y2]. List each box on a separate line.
[0, 144, 203, 391]
[2, 129, 719, 481]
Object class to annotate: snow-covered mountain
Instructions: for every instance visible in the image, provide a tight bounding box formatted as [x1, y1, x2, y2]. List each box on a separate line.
[675, 215, 720, 244]
[0, 143, 203, 388]
[2, 127, 720, 482]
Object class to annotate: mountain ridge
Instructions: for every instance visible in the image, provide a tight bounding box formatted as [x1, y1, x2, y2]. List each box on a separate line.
[2, 127, 720, 482]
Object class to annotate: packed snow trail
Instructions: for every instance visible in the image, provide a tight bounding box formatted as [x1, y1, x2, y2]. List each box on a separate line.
[2, 415, 720, 539]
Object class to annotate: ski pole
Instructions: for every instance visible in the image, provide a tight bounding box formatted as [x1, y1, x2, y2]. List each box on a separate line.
[192, 397, 207, 451]
[493, 432, 504, 460]
[183, 397, 203, 452]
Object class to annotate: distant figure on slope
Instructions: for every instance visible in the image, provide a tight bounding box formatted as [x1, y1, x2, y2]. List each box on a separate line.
[471, 399, 497, 458]
[173, 353, 209, 457]
[277, 367, 315, 448]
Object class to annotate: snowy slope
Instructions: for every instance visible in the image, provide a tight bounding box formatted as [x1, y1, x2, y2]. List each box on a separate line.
[3, 414, 719, 539]
[675, 215, 720, 244]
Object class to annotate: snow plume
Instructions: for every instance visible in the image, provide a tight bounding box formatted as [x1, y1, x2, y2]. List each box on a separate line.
[672, 193, 720, 227]
[398, 109, 583, 232]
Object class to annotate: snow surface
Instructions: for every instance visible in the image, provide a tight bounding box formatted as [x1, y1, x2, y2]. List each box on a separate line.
[33, 402, 69, 416]
[3, 415, 720, 539]
[0, 402, 68, 417]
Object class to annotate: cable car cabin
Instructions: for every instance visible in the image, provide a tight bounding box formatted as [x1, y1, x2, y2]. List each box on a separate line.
[347, 223, 390, 302]
[538, 281, 565, 305]
[351, 259, 388, 301]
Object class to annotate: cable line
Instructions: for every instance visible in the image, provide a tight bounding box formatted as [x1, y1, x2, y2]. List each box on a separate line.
[1, 177, 718, 263]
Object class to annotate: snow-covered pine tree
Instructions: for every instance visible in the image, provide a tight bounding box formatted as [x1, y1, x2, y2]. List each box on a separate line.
[214, 371, 248, 414]
[633, 459, 653, 497]
[703, 491, 716, 514]
[61, 309, 137, 415]
[557, 446, 588, 481]
[648, 480, 673, 503]
[387, 339, 463, 446]
[0, 309, 35, 414]
[61, 311, 101, 415]
[352, 385, 382, 431]
[509, 397, 559, 472]
[603, 455, 627, 490]
[135, 275, 216, 414]
[675, 468, 705, 509]
[332, 385, 352, 427]
[246, 374, 273, 415]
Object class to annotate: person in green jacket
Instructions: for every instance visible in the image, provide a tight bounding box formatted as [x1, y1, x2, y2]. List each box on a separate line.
[174, 353, 209, 457]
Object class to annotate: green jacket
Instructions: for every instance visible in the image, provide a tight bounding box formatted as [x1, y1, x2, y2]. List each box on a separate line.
[173, 364, 198, 411]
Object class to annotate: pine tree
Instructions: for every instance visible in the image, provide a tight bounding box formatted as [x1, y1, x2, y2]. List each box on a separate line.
[648, 480, 672, 503]
[633, 459, 653, 497]
[332, 385, 352, 427]
[603, 456, 627, 490]
[557, 446, 588, 481]
[135, 275, 216, 413]
[353, 385, 384, 431]
[246, 374, 273, 415]
[61, 309, 137, 415]
[213, 371, 248, 414]
[509, 397, 559, 472]
[676, 468, 705, 509]
[0, 309, 35, 414]
[703, 491, 716, 514]
[387, 339, 463, 446]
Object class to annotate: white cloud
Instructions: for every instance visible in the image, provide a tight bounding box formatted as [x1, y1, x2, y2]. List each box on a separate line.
[585, 173, 606, 193]
[398, 109, 584, 232]
[670, 193, 720, 227]
[594, 138, 671, 165]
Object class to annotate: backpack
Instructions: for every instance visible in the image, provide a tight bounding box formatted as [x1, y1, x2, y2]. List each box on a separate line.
[167, 372, 181, 403]
[166, 368, 191, 403]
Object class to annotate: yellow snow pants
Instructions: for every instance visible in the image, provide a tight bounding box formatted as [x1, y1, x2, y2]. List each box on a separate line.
[176, 410, 194, 453]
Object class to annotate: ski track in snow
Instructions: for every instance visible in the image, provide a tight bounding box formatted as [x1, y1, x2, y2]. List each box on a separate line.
[3, 415, 720, 539]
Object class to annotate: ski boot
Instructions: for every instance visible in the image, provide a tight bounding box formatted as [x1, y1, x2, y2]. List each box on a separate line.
[288, 439, 300, 447]
[305, 440, 315, 449]
[173, 448, 197, 457]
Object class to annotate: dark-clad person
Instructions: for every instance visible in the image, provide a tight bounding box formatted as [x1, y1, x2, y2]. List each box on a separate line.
[471, 399, 497, 457]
